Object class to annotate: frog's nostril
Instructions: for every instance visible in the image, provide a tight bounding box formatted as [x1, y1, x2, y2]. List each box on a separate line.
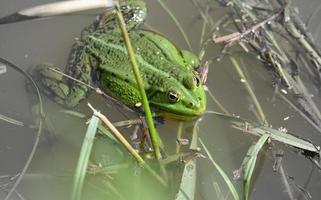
[188, 102, 195, 108]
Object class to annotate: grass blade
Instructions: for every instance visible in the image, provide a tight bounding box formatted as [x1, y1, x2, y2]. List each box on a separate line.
[156, 0, 192, 51]
[175, 121, 198, 200]
[229, 56, 267, 125]
[199, 138, 240, 200]
[71, 114, 100, 200]
[232, 121, 320, 154]
[204, 111, 320, 155]
[243, 135, 269, 200]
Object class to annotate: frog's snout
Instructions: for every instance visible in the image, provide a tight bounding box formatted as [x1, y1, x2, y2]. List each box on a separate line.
[184, 98, 202, 110]
[183, 94, 206, 116]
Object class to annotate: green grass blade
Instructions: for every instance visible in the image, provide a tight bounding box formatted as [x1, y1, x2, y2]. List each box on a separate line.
[176, 122, 198, 200]
[232, 120, 320, 154]
[229, 56, 267, 125]
[199, 138, 240, 200]
[71, 115, 100, 200]
[243, 135, 269, 200]
[156, 0, 192, 51]
[203, 111, 320, 154]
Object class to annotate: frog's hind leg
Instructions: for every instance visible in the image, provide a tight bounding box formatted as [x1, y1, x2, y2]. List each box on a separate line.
[34, 41, 94, 108]
[34, 64, 89, 108]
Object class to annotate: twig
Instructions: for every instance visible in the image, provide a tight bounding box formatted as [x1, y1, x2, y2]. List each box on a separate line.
[213, 12, 281, 44]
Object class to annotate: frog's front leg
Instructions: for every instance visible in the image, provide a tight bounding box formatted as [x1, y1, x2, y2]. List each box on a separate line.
[34, 64, 89, 108]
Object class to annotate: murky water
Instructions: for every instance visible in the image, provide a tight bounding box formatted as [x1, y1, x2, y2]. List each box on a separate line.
[1, 0, 321, 200]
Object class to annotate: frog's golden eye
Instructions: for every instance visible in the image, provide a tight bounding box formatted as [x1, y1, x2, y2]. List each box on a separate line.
[168, 91, 180, 103]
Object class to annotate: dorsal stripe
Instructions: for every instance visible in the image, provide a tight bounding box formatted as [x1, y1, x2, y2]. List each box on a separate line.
[87, 35, 195, 101]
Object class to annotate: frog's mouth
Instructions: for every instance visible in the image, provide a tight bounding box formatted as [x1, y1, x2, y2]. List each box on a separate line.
[155, 108, 205, 121]
[151, 101, 206, 120]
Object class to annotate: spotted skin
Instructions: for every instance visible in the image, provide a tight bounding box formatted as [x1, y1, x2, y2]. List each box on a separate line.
[35, 0, 206, 117]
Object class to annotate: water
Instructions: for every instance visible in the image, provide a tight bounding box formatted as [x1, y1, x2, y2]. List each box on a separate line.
[1, 0, 321, 199]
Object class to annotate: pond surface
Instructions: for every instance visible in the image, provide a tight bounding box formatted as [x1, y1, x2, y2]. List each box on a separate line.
[0, 0, 321, 200]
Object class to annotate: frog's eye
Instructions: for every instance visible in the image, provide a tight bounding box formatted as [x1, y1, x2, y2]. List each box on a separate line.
[193, 76, 200, 87]
[168, 91, 180, 103]
[183, 75, 200, 89]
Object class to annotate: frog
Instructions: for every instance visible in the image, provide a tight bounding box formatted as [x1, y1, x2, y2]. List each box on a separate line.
[35, 0, 206, 119]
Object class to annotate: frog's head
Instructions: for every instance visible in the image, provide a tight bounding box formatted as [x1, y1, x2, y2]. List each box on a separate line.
[148, 70, 206, 119]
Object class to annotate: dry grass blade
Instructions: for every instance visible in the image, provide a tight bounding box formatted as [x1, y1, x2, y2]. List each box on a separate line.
[0, 0, 114, 24]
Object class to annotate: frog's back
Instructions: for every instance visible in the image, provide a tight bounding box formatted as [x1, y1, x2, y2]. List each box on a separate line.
[84, 29, 197, 86]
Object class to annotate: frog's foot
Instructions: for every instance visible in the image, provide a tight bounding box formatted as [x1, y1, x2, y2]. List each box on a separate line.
[34, 64, 88, 108]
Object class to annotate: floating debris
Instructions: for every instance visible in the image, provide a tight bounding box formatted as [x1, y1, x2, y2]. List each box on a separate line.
[283, 116, 290, 121]
[176, 138, 189, 146]
[281, 89, 288, 94]
[0, 63, 7, 75]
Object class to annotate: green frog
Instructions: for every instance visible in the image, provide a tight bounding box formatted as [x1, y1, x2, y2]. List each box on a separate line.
[35, 0, 206, 118]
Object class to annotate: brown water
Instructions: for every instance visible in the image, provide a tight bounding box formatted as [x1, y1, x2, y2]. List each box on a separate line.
[1, 0, 321, 200]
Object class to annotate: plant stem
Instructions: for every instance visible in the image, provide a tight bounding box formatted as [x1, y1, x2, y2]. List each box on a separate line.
[114, 2, 162, 160]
